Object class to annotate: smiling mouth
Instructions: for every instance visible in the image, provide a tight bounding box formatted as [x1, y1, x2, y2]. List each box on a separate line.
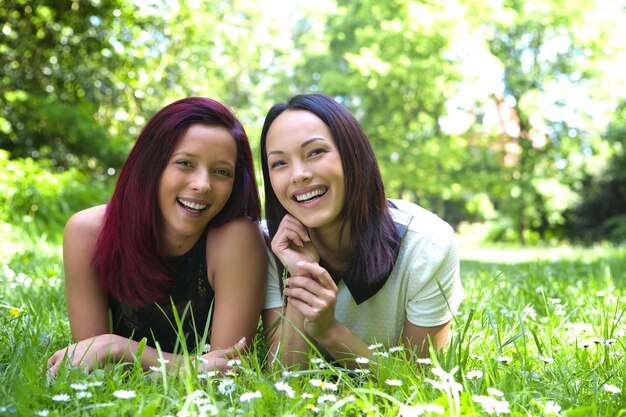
[177, 198, 209, 212]
[294, 188, 327, 203]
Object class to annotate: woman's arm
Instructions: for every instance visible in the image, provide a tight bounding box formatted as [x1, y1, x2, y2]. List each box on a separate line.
[62, 206, 110, 341]
[262, 215, 322, 368]
[282, 261, 372, 368]
[402, 320, 451, 358]
[262, 303, 314, 368]
[48, 205, 132, 374]
[202, 217, 267, 370]
[282, 262, 453, 367]
[48, 214, 265, 375]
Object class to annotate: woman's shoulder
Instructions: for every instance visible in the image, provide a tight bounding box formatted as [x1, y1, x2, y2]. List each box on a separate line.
[63, 205, 107, 259]
[209, 216, 262, 235]
[390, 199, 452, 232]
[205, 217, 267, 282]
[64, 204, 107, 238]
[206, 217, 265, 250]
[389, 199, 455, 250]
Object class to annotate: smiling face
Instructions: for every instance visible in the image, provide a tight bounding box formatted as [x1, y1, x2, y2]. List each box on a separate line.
[158, 123, 237, 253]
[265, 110, 345, 233]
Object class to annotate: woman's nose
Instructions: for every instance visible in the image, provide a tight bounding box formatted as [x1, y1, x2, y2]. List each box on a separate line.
[191, 171, 212, 192]
[291, 162, 312, 184]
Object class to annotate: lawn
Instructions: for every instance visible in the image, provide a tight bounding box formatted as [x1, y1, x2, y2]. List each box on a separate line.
[1, 225, 625, 416]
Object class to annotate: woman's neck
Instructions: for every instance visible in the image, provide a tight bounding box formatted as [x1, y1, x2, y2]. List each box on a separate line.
[309, 223, 352, 274]
[160, 230, 203, 257]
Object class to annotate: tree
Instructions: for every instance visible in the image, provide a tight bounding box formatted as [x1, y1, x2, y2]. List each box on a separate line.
[280, 0, 471, 222]
[0, 0, 166, 173]
[461, 0, 625, 242]
[568, 100, 626, 242]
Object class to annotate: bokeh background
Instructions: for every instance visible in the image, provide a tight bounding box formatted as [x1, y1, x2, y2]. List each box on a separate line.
[2, 0, 625, 245]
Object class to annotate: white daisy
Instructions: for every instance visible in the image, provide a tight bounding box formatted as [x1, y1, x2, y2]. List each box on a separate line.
[465, 370, 484, 380]
[274, 381, 295, 398]
[113, 390, 136, 399]
[385, 379, 403, 386]
[487, 388, 504, 397]
[603, 384, 622, 394]
[309, 379, 337, 391]
[472, 395, 510, 415]
[317, 394, 337, 403]
[239, 390, 262, 402]
[543, 400, 561, 415]
[51, 394, 70, 402]
[217, 379, 236, 395]
[227, 359, 242, 368]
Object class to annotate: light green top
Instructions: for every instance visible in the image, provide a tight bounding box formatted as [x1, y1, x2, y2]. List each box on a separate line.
[263, 199, 465, 346]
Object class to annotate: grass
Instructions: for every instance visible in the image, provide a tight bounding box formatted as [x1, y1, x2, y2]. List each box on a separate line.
[1, 223, 625, 416]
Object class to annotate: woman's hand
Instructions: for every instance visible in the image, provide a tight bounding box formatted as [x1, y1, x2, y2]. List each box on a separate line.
[47, 334, 129, 375]
[284, 261, 338, 343]
[271, 215, 319, 275]
[195, 337, 246, 373]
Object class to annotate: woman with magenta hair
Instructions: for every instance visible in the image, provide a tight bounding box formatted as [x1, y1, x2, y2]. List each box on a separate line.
[47, 97, 267, 374]
[260, 93, 464, 368]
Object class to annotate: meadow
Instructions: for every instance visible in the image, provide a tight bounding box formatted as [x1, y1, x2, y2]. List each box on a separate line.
[1, 224, 625, 416]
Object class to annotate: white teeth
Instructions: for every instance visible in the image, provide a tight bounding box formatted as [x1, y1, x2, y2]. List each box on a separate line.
[178, 199, 208, 210]
[295, 189, 325, 202]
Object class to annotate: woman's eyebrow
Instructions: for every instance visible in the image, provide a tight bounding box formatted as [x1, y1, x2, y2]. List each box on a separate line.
[301, 137, 326, 148]
[267, 137, 327, 157]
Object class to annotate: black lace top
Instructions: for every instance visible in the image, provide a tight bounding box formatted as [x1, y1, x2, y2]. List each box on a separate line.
[109, 229, 214, 353]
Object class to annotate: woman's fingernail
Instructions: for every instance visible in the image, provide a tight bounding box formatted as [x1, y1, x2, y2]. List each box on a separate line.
[238, 337, 246, 345]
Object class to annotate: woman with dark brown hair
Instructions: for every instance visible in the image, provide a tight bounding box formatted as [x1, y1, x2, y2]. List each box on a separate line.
[260, 93, 464, 368]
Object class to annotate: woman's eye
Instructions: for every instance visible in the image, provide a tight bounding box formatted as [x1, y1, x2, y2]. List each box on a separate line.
[215, 168, 232, 177]
[308, 148, 327, 158]
[270, 160, 285, 169]
[175, 160, 192, 167]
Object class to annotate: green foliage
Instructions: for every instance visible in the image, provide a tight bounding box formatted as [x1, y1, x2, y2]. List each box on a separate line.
[567, 100, 626, 242]
[1, 0, 625, 242]
[285, 0, 467, 219]
[461, 0, 625, 243]
[0, 0, 165, 171]
[0, 150, 112, 237]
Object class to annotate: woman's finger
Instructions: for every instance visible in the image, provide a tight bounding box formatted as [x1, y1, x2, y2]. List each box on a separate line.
[276, 215, 310, 243]
[273, 227, 305, 249]
[287, 295, 318, 318]
[282, 214, 310, 236]
[285, 284, 317, 306]
[286, 275, 322, 291]
[273, 218, 310, 250]
[294, 261, 337, 290]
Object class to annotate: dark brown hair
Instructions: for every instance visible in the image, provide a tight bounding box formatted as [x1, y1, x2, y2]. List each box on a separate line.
[260, 93, 400, 302]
